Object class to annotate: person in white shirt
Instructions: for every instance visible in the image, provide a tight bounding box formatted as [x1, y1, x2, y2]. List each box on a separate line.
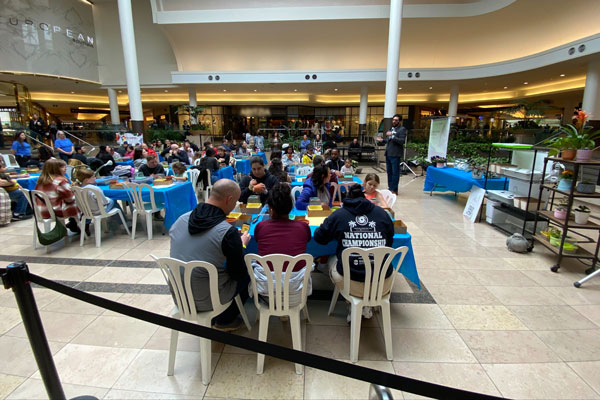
[340, 158, 355, 175]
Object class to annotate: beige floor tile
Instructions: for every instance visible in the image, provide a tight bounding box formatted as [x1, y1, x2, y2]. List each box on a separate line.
[0, 374, 25, 399]
[84, 247, 130, 260]
[134, 239, 172, 250]
[71, 315, 158, 348]
[440, 245, 493, 258]
[509, 305, 598, 330]
[459, 330, 560, 363]
[412, 256, 462, 270]
[305, 324, 388, 361]
[144, 326, 225, 353]
[568, 361, 600, 395]
[104, 389, 203, 399]
[6, 378, 108, 400]
[42, 292, 122, 315]
[545, 286, 600, 305]
[6, 311, 97, 343]
[112, 349, 210, 396]
[416, 269, 479, 286]
[536, 329, 600, 361]
[137, 268, 167, 285]
[426, 285, 501, 305]
[100, 237, 148, 249]
[521, 270, 585, 287]
[305, 360, 402, 400]
[452, 257, 514, 270]
[390, 329, 476, 362]
[504, 256, 557, 270]
[0, 287, 61, 310]
[392, 276, 414, 293]
[486, 286, 565, 306]
[483, 362, 598, 399]
[42, 265, 104, 282]
[469, 270, 539, 287]
[85, 266, 151, 284]
[0, 307, 24, 335]
[387, 304, 453, 329]
[410, 245, 449, 258]
[118, 248, 167, 261]
[393, 362, 500, 399]
[103, 293, 174, 317]
[572, 305, 600, 327]
[0, 336, 65, 377]
[32, 344, 139, 388]
[440, 305, 527, 330]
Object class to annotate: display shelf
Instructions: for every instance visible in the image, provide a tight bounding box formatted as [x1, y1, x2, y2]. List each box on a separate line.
[493, 203, 538, 221]
[539, 210, 600, 230]
[533, 234, 597, 259]
[546, 157, 600, 165]
[541, 184, 600, 198]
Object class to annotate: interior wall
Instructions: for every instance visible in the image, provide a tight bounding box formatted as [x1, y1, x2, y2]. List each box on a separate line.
[93, 0, 178, 86]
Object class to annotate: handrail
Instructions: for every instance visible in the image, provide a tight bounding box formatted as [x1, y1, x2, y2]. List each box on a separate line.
[62, 130, 96, 156]
[23, 131, 54, 151]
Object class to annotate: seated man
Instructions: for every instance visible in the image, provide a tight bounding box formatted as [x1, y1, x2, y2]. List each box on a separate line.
[326, 148, 345, 177]
[170, 180, 251, 331]
[0, 159, 31, 220]
[139, 154, 165, 177]
[238, 156, 279, 204]
[349, 138, 362, 161]
[72, 145, 89, 164]
[167, 144, 189, 164]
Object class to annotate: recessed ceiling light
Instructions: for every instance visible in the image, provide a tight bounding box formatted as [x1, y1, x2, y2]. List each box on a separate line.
[118, 90, 122, 93]
[164, 90, 168, 92]
[523, 82, 528, 85]
[503, 86, 508, 89]
[334, 88, 338, 91]
[71, 91, 75, 94]
[294, 89, 298, 92]
[560, 74, 566, 77]
[253, 89, 257, 92]
[223, 89, 227, 92]
[429, 87, 433, 90]
[398, 87, 402, 90]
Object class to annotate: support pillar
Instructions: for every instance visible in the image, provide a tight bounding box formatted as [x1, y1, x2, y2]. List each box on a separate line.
[382, 0, 404, 132]
[188, 88, 197, 124]
[582, 60, 600, 129]
[448, 85, 459, 124]
[359, 87, 368, 144]
[117, 0, 144, 134]
[107, 88, 120, 126]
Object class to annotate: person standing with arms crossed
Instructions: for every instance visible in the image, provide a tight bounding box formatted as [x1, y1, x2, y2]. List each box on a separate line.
[377, 114, 406, 195]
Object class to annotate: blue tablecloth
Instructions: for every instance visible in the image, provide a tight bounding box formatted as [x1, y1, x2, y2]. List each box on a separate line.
[235, 158, 251, 175]
[216, 166, 234, 181]
[258, 152, 267, 164]
[424, 167, 508, 193]
[101, 181, 197, 229]
[245, 208, 420, 289]
[116, 160, 134, 167]
[17, 174, 40, 190]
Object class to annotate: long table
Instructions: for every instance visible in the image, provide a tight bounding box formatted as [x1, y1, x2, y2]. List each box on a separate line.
[101, 181, 197, 229]
[17, 174, 40, 190]
[245, 208, 420, 289]
[424, 166, 508, 194]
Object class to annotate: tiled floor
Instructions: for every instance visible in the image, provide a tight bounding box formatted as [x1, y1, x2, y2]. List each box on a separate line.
[2, 166, 600, 399]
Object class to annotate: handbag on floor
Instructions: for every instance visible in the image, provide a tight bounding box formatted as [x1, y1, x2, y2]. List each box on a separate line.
[28, 191, 67, 246]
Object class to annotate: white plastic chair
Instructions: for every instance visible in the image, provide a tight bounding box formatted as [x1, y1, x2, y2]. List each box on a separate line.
[327, 246, 408, 362]
[72, 186, 130, 247]
[123, 182, 165, 240]
[2, 154, 20, 168]
[291, 186, 303, 207]
[186, 169, 201, 200]
[21, 188, 69, 253]
[244, 253, 313, 374]
[197, 169, 213, 202]
[333, 181, 356, 203]
[151, 256, 251, 385]
[65, 166, 73, 180]
[296, 166, 313, 176]
[193, 158, 202, 166]
[378, 189, 397, 208]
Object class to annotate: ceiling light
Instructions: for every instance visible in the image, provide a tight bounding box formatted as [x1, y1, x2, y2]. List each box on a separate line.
[71, 91, 75, 94]
[560, 74, 566, 77]
[253, 89, 257, 92]
[503, 86, 508, 89]
[523, 82, 528, 85]
[294, 89, 298, 92]
[429, 87, 433, 90]
[118, 90, 122, 93]
[164, 90, 168, 92]
[223, 89, 227, 92]
[398, 87, 402, 90]
[334, 88, 338, 91]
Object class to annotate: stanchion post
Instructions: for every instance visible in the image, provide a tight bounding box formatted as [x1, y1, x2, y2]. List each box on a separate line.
[369, 384, 394, 400]
[1, 262, 66, 400]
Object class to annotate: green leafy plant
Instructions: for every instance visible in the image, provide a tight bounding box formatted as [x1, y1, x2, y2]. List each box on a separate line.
[545, 110, 600, 155]
[574, 205, 591, 213]
[148, 129, 185, 143]
[557, 197, 570, 211]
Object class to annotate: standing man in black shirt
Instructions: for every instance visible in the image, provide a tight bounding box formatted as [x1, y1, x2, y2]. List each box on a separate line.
[377, 114, 406, 195]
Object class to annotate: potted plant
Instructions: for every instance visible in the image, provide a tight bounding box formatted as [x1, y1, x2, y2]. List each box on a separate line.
[573, 204, 591, 224]
[554, 197, 569, 220]
[546, 110, 600, 161]
[471, 165, 484, 179]
[557, 170, 574, 191]
[577, 179, 596, 194]
[431, 156, 447, 168]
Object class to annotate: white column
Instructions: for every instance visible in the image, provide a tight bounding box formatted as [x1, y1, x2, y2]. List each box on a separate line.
[359, 87, 368, 125]
[188, 88, 197, 107]
[117, 0, 144, 132]
[107, 88, 120, 126]
[383, 0, 403, 125]
[582, 60, 600, 119]
[448, 84, 459, 123]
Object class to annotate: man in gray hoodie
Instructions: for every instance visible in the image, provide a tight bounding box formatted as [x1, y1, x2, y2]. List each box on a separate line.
[170, 179, 251, 331]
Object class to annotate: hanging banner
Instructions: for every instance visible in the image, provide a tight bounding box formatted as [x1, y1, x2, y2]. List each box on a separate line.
[427, 117, 451, 161]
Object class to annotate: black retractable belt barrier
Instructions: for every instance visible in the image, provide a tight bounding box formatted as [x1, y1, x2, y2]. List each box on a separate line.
[2, 264, 506, 400]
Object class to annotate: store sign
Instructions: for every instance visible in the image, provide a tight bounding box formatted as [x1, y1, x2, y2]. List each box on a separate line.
[0, 0, 99, 82]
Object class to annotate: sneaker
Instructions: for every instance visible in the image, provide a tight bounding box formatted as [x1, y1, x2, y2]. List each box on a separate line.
[213, 317, 243, 332]
[12, 213, 32, 221]
[154, 213, 164, 221]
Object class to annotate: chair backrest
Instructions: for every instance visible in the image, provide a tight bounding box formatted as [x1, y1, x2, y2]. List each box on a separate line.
[72, 186, 109, 218]
[123, 182, 159, 211]
[198, 168, 212, 189]
[378, 189, 397, 208]
[22, 188, 57, 222]
[339, 246, 408, 305]
[330, 181, 341, 203]
[193, 158, 201, 166]
[296, 166, 313, 176]
[187, 168, 200, 188]
[3, 154, 20, 168]
[291, 186, 303, 201]
[152, 256, 230, 320]
[244, 253, 313, 314]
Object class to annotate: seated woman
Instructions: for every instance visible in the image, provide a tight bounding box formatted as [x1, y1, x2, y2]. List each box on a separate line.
[301, 146, 315, 164]
[252, 183, 312, 306]
[96, 145, 116, 176]
[0, 158, 31, 220]
[35, 158, 81, 233]
[170, 162, 188, 181]
[296, 164, 332, 210]
[124, 145, 135, 159]
[314, 184, 395, 319]
[54, 131, 74, 162]
[282, 145, 299, 169]
[363, 173, 389, 208]
[132, 147, 147, 168]
[267, 158, 290, 183]
[216, 146, 231, 166]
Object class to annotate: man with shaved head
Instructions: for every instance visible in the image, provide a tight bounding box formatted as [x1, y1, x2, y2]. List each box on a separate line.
[170, 179, 251, 331]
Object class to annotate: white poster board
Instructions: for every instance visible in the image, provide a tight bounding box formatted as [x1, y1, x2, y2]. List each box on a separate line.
[427, 117, 451, 160]
[463, 187, 486, 223]
[115, 132, 144, 147]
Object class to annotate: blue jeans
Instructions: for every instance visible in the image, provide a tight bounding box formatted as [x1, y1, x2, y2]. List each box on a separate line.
[386, 156, 401, 192]
[8, 189, 28, 215]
